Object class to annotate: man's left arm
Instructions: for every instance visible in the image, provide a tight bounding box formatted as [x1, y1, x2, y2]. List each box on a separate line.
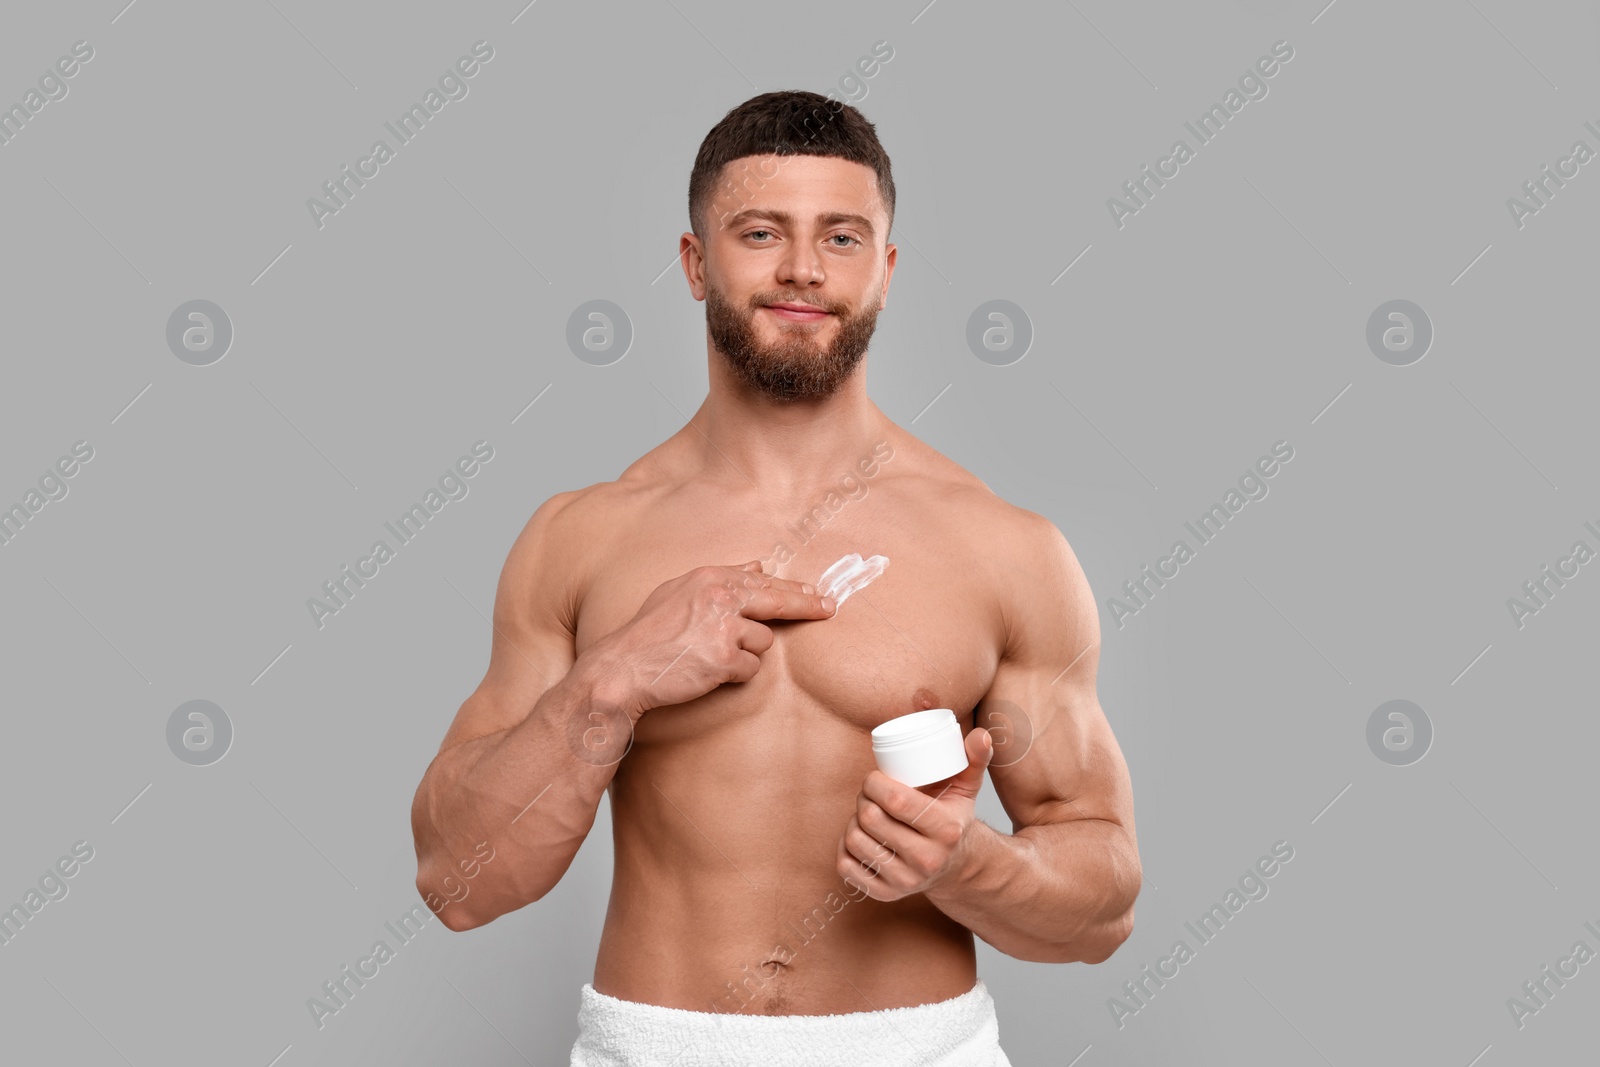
[837, 510, 1141, 964]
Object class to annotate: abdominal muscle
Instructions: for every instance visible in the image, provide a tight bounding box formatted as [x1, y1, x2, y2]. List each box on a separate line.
[588, 688, 979, 1016]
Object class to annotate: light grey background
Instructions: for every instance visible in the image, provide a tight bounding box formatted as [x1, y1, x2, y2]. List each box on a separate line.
[2, 1, 1595, 1064]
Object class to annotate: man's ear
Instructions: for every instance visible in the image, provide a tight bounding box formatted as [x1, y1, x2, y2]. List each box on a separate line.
[878, 242, 897, 309]
[680, 233, 707, 299]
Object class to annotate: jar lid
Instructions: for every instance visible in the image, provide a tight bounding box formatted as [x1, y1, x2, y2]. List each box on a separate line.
[872, 708, 957, 750]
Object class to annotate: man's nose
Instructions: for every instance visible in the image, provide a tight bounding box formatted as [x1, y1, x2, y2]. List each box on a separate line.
[777, 239, 824, 287]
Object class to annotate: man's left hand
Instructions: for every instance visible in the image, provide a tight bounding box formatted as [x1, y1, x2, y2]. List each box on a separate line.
[836, 727, 994, 901]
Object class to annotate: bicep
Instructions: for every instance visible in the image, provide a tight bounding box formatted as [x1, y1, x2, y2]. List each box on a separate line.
[435, 490, 583, 754]
[980, 514, 1134, 841]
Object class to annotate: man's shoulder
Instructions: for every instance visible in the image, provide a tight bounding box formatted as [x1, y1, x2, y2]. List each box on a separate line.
[904, 436, 1083, 591]
[516, 475, 652, 552]
[897, 436, 1062, 551]
[496, 478, 652, 632]
[520, 467, 677, 563]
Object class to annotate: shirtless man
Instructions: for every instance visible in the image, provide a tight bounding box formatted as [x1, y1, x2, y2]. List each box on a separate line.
[410, 90, 1140, 1065]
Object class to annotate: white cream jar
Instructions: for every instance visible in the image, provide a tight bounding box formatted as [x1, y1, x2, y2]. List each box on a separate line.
[871, 708, 968, 787]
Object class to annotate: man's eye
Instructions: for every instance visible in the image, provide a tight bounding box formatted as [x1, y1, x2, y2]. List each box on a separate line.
[830, 235, 860, 247]
[747, 230, 772, 241]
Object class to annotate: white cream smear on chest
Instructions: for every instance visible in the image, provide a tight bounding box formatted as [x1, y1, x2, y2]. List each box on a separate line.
[817, 552, 889, 608]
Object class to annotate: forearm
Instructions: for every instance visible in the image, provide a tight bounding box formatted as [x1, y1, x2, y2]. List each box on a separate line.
[924, 816, 1140, 964]
[412, 659, 635, 929]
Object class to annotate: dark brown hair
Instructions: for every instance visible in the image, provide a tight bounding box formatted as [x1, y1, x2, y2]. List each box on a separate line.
[687, 90, 895, 241]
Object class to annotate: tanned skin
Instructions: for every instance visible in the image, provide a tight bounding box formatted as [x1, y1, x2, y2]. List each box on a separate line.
[411, 153, 1141, 1016]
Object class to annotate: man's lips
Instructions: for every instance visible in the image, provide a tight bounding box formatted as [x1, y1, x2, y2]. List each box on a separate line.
[763, 302, 832, 321]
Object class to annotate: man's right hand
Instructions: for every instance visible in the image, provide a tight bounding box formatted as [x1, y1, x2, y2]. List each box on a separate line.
[588, 560, 836, 720]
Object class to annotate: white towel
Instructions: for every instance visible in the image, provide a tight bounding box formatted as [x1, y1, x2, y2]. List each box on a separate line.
[570, 977, 1013, 1066]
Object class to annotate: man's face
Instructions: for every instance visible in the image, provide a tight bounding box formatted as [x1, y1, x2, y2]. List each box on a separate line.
[687, 154, 896, 402]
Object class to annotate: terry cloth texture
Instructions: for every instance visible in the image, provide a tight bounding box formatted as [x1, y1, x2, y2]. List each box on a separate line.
[569, 977, 1013, 1066]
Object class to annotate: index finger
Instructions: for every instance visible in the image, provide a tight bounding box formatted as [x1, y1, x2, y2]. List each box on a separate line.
[726, 565, 818, 597]
[734, 578, 835, 621]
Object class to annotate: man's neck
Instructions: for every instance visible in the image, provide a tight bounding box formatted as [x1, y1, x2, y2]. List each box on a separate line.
[686, 357, 888, 501]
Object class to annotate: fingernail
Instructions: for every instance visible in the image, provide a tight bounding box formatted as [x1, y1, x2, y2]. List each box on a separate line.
[822, 596, 837, 611]
[803, 583, 816, 595]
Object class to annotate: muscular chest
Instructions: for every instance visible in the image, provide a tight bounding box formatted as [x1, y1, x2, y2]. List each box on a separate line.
[574, 516, 1001, 739]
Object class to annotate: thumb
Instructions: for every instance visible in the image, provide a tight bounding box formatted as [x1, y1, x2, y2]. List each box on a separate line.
[938, 728, 994, 800]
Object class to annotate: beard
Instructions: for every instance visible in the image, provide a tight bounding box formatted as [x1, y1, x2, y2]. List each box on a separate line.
[706, 282, 881, 403]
